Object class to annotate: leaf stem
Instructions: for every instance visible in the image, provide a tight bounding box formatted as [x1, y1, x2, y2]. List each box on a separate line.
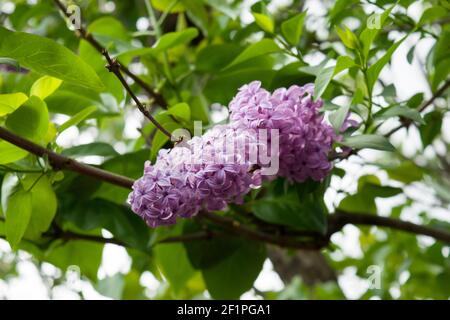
[363, 69, 373, 133]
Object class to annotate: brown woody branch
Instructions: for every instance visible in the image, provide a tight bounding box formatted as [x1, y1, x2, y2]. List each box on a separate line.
[329, 211, 450, 243]
[0, 126, 134, 189]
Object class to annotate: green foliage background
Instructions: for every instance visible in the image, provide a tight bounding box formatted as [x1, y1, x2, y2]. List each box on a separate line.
[0, 0, 449, 299]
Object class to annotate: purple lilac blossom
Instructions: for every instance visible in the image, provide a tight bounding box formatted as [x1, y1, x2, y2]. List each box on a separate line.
[229, 81, 336, 182]
[128, 125, 261, 227]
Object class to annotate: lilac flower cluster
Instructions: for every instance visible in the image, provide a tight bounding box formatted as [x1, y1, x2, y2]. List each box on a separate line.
[229, 81, 336, 182]
[129, 81, 339, 227]
[128, 125, 261, 227]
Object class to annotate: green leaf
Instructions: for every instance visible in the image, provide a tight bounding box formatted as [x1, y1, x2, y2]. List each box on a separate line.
[151, 0, 186, 13]
[22, 174, 57, 235]
[155, 242, 195, 294]
[314, 56, 355, 100]
[407, 46, 415, 64]
[381, 84, 397, 100]
[96, 274, 125, 300]
[154, 27, 199, 53]
[329, 104, 350, 133]
[58, 105, 97, 133]
[202, 240, 265, 299]
[431, 26, 450, 90]
[182, 221, 242, 269]
[59, 196, 150, 250]
[329, 0, 359, 26]
[151, 121, 181, 159]
[342, 134, 395, 152]
[0, 142, 28, 164]
[253, 194, 326, 232]
[181, 0, 209, 36]
[338, 175, 401, 214]
[0, 27, 104, 91]
[407, 92, 424, 109]
[366, 36, 407, 93]
[122, 28, 199, 58]
[252, 182, 328, 234]
[205, 0, 239, 19]
[5, 96, 49, 142]
[420, 111, 442, 146]
[339, 193, 377, 214]
[45, 240, 103, 281]
[88, 17, 131, 53]
[77, 17, 127, 103]
[359, 4, 396, 59]
[252, 12, 274, 33]
[0, 93, 28, 116]
[205, 69, 276, 105]
[375, 105, 424, 124]
[122, 270, 146, 300]
[5, 189, 32, 248]
[62, 142, 119, 158]
[334, 55, 356, 75]
[281, 12, 306, 46]
[382, 160, 424, 184]
[94, 150, 150, 204]
[224, 39, 280, 69]
[335, 26, 358, 49]
[195, 44, 242, 72]
[362, 183, 402, 198]
[46, 90, 99, 116]
[30, 76, 62, 100]
[418, 6, 448, 26]
[314, 66, 334, 100]
[166, 102, 191, 122]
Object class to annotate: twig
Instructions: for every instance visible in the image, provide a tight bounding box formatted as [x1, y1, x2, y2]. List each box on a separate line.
[102, 50, 173, 139]
[0, 127, 134, 189]
[385, 79, 450, 137]
[330, 211, 450, 243]
[52, 0, 166, 107]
